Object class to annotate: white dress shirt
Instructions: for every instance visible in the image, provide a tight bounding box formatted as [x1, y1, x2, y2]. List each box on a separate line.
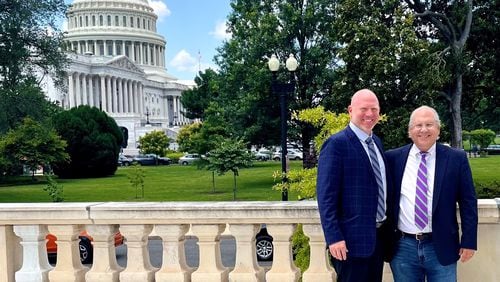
[398, 143, 436, 233]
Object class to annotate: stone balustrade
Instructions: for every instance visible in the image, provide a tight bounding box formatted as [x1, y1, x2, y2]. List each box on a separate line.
[0, 199, 498, 282]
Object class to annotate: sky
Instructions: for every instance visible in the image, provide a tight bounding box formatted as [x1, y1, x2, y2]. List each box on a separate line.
[65, 0, 233, 82]
[150, 0, 232, 82]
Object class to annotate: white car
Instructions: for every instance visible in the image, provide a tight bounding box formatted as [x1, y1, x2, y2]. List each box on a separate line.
[178, 154, 201, 165]
[272, 148, 303, 161]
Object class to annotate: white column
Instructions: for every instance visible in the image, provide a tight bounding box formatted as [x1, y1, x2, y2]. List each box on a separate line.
[118, 78, 123, 113]
[75, 74, 81, 106]
[228, 224, 265, 281]
[152, 45, 156, 66]
[127, 80, 133, 113]
[13, 225, 52, 282]
[84, 225, 122, 281]
[301, 224, 336, 281]
[119, 225, 156, 282]
[94, 41, 98, 55]
[133, 82, 138, 114]
[47, 225, 88, 282]
[123, 79, 129, 113]
[173, 96, 178, 125]
[265, 224, 300, 282]
[106, 76, 111, 112]
[139, 83, 144, 115]
[100, 75, 106, 111]
[88, 75, 94, 107]
[122, 41, 126, 56]
[164, 95, 170, 123]
[0, 225, 20, 282]
[190, 224, 229, 282]
[131, 42, 136, 62]
[104, 40, 108, 56]
[77, 41, 81, 54]
[81, 74, 87, 105]
[85, 41, 89, 53]
[113, 40, 116, 56]
[140, 43, 144, 64]
[154, 224, 193, 282]
[112, 77, 117, 113]
[68, 73, 74, 108]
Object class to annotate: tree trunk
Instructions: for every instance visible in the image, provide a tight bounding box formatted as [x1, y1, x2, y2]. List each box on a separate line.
[450, 73, 463, 149]
[233, 173, 237, 200]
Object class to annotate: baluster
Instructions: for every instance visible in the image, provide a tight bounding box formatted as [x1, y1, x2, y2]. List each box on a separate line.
[191, 224, 229, 282]
[85, 224, 122, 281]
[154, 224, 193, 282]
[47, 224, 88, 282]
[301, 224, 335, 281]
[0, 225, 20, 282]
[265, 224, 300, 282]
[228, 224, 265, 282]
[119, 224, 156, 281]
[13, 225, 52, 282]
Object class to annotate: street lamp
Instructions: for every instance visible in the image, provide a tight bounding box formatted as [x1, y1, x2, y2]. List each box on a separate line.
[268, 53, 298, 201]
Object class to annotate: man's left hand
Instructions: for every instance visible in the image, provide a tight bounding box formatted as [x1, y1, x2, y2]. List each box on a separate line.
[459, 248, 475, 263]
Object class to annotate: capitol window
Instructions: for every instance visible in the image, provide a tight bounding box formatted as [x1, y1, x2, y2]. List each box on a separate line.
[107, 15, 111, 26]
[123, 16, 127, 27]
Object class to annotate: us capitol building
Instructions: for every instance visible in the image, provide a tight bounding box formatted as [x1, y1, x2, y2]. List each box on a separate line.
[45, 0, 193, 154]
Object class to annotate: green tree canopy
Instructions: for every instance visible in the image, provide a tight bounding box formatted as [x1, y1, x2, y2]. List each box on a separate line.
[0, 117, 68, 176]
[52, 106, 123, 178]
[0, 0, 68, 89]
[138, 130, 170, 157]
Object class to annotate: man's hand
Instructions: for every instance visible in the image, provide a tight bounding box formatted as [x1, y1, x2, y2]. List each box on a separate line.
[329, 240, 348, 261]
[459, 248, 475, 263]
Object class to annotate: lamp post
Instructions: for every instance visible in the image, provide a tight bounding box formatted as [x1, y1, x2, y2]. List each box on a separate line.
[268, 54, 298, 201]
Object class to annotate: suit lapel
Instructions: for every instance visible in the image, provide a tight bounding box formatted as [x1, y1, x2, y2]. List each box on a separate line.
[345, 126, 372, 169]
[432, 144, 448, 213]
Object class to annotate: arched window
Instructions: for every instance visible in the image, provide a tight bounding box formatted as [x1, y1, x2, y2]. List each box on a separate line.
[92, 15, 96, 26]
[99, 15, 103, 26]
[123, 16, 127, 27]
[107, 15, 111, 26]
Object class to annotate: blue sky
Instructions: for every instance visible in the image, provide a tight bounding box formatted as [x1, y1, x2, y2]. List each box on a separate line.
[150, 0, 232, 81]
[65, 0, 232, 81]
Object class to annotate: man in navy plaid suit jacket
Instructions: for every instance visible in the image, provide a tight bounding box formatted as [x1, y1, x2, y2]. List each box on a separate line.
[317, 89, 394, 282]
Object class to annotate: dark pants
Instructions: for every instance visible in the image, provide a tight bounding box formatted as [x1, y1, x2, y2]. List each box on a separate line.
[331, 228, 385, 282]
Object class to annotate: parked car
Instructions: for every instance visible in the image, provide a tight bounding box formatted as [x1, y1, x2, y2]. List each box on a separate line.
[255, 226, 273, 261]
[485, 144, 500, 155]
[254, 150, 272, 161]
[46, 231, 124, 264]
[272, 148, 303, 161]
[178, 153, 201, 165]
[117, 155, 133, 166]
[133, 154, 171, 165]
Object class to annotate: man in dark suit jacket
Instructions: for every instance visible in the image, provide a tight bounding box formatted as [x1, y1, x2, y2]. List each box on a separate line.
[385, 106, 477, 281]
[317, 89, 393, 282]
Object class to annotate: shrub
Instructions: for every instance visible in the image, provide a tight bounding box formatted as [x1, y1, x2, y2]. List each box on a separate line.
[52, 106, 122, 178]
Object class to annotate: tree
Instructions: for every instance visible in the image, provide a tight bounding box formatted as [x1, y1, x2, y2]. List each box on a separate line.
[52, 106, 123, 178]
[138, 130, 170, 158]
[404, 0, 474, 148]
[0, 117, 68, 177]
[206, 138, 254, 200]
[326, 1, 441, 148]
[215, 0, 340, 167]
[0, 0, 68, 89]
[180, 69, 220, 120]
[0, 79, 62, 134]
[469, 129, 496, 151]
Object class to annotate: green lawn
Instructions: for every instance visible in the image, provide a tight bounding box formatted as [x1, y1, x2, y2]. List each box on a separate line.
[0, 161, 302, 203]
[1, 156, 498, 203]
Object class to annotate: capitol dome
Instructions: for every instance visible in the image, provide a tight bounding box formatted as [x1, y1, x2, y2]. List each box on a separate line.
[65, 0, 176, 82]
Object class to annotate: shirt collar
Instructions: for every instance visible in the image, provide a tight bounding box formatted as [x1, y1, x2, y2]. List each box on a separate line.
[410, 142, 437, 157]
[349, 122, 371, 142]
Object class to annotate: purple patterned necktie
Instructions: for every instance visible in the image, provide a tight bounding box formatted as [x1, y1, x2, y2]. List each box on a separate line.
[415, 152, 429, 230]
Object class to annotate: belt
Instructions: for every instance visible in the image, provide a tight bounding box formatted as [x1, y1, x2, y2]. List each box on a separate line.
[401, 231, 432, 241]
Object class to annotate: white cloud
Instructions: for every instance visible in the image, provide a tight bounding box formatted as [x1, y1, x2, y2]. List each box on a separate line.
[210, 20, 231, 40]
[148, 0, 171, 21]
[169, 49, 218, 74]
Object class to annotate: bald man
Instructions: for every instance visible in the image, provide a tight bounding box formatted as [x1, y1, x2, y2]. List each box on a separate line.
[317, 89, 394, 282]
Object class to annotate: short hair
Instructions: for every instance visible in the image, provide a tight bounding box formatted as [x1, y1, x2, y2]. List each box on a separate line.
[408, 106, 441, 129]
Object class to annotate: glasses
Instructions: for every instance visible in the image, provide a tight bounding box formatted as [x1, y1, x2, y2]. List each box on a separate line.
[412, 123, 436, 130]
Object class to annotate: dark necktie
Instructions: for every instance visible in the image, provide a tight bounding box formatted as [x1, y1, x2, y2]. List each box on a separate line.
[365, 137, 385, 221]
[415, 152, 429, 230]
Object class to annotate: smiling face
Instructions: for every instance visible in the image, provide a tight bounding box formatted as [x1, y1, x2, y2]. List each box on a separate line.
[348, 89, 380, 135]
[409, 107, 441, 152]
